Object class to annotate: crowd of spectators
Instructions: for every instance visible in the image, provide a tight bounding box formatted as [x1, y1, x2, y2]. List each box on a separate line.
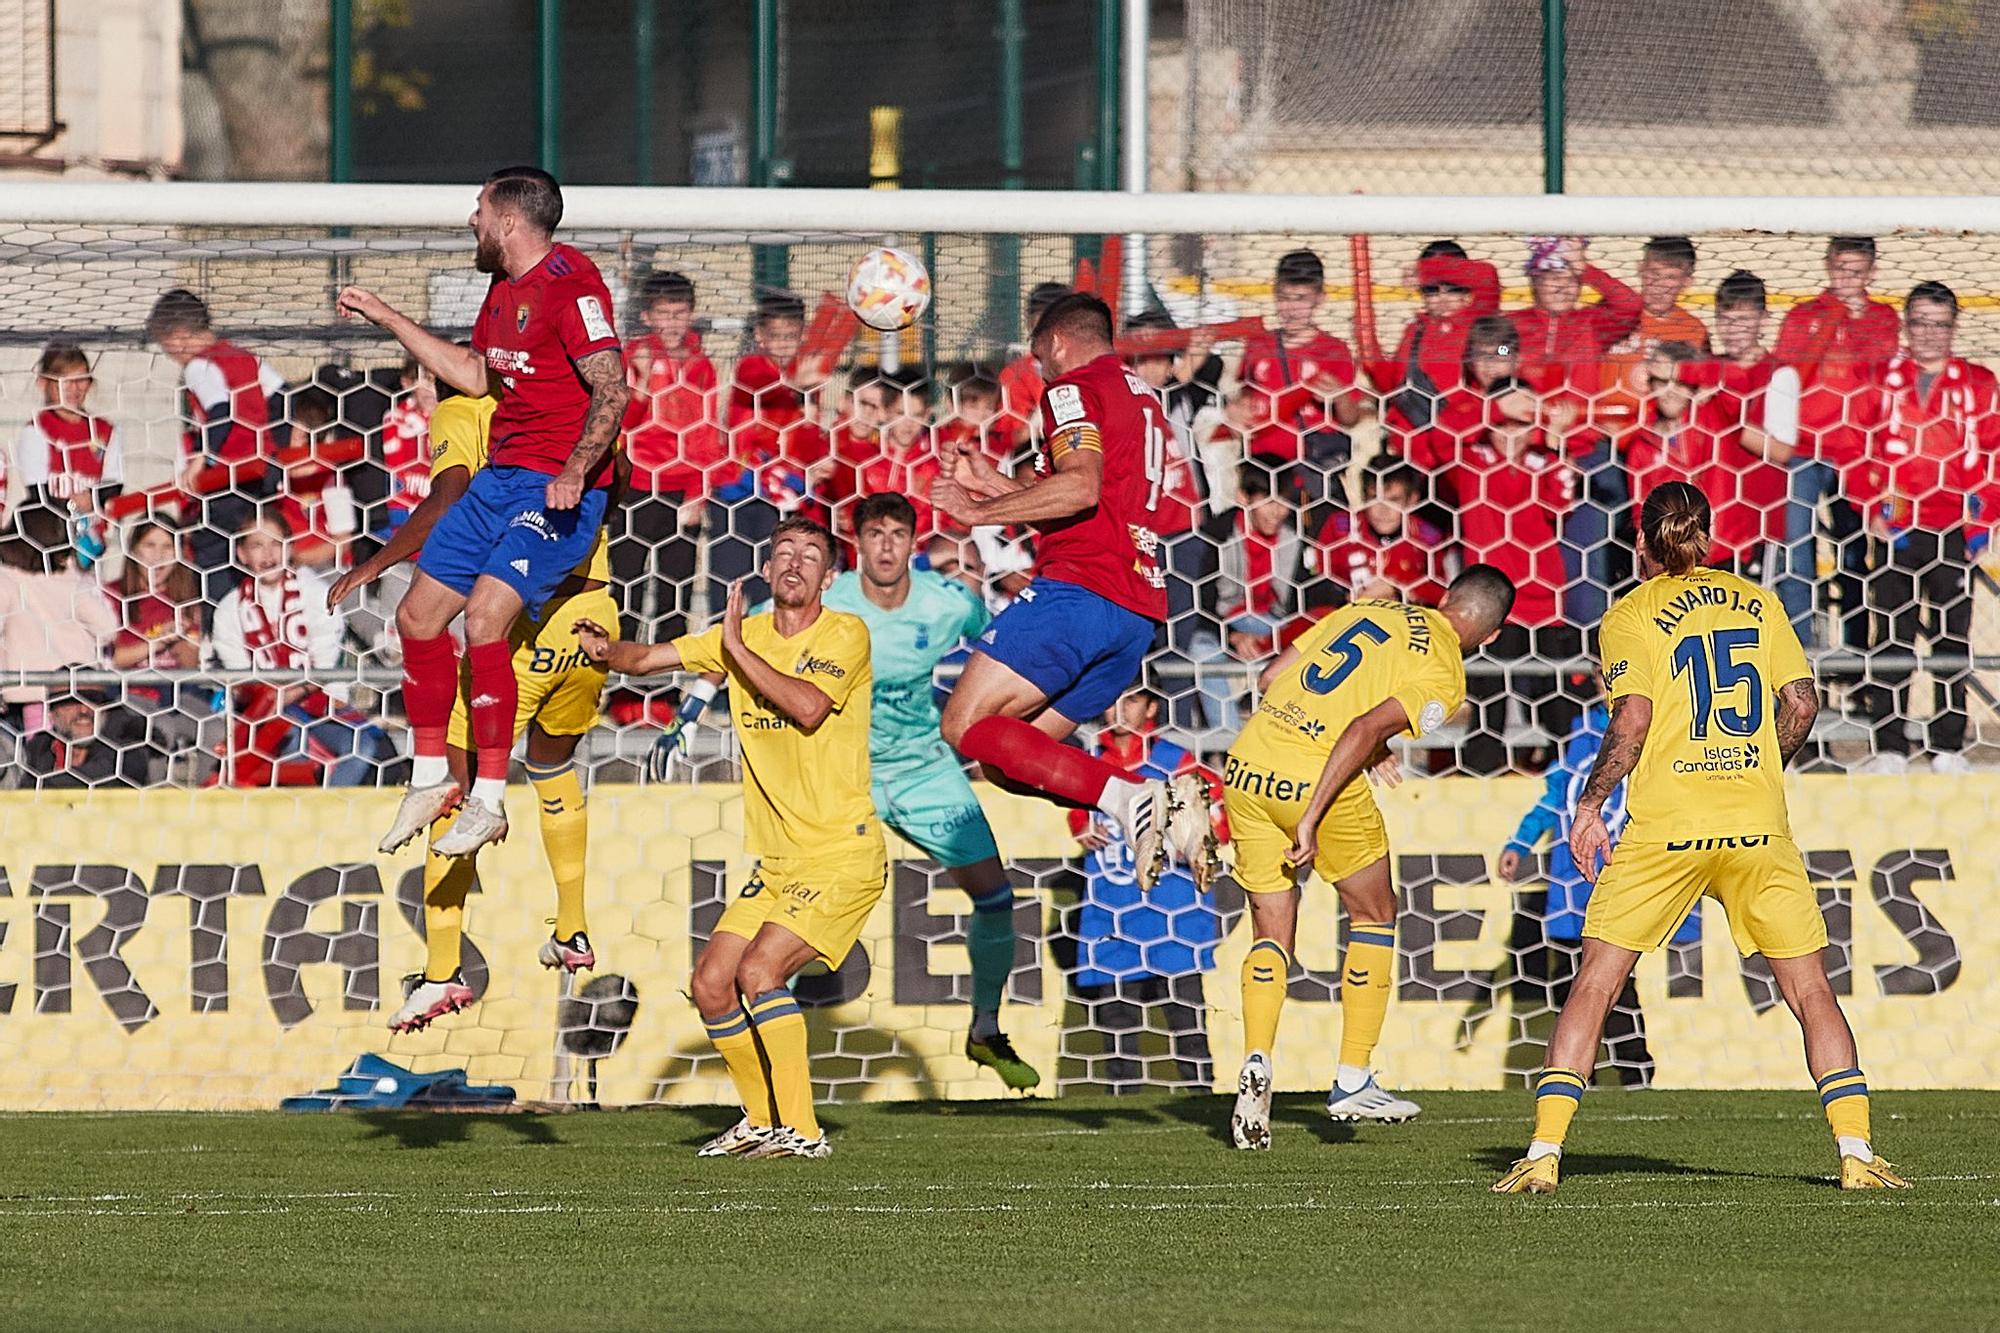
[2, 231, 1995, 790]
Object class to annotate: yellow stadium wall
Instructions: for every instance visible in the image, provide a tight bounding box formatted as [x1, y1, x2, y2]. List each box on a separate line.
[0, 777, 1990, 1110]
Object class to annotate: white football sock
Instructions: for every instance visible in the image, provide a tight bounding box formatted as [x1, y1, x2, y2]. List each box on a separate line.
[1837, 1135, 1873, 1162]
[1526, 1139, 1563, 1161]
[1335, 1064, 1371, 1095]
[469, 777, 507, 810]
[410, 754, 450, 788]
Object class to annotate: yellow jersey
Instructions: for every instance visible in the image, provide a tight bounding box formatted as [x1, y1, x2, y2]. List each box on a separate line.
[1232, 600, 1466, 774]
[1600, 567, 1813, 842]
[671, 609, 880, 861]
[428, 394, 611, 585]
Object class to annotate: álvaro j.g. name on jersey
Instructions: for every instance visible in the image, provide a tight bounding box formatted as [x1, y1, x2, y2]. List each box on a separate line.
[1600, 567, 1813, 843]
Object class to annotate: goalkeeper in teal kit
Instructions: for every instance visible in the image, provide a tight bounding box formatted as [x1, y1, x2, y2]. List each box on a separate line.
[683, 492, 1036, 1089]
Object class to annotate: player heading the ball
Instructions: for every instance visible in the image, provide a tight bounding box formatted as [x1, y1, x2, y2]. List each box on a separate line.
[339, 166, 629, 861]
[1494, 482, 1908, 1195]
[931, 291, 1215, 892]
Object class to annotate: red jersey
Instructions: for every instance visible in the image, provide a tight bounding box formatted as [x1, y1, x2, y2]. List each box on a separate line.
[380, 397, 430, 516]
[1627, 410, 1784, 565]
[1031, 352, 1169, 620]
[1839, 356, 2000, 534]
[999, 354, 1044, 443]
[1306, 510, 1449, 605]
[16, 408, 122, 503]
[624, 331, 723, 495]
[472, 243, 622, 484]
[1507, 265, 1642, 419]
[1359, 255, 1502, 444]
[1440, 434, 1573, 627]
[181, 339, 281, 466]
[855, 444, 945, 539]
[1776, 291, 1901, 464]
[726, 353, 829, 513]
[1239, 327, 1357, 461]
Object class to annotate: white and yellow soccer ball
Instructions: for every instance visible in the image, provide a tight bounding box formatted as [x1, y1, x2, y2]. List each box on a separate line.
[846, 246, 932, 332]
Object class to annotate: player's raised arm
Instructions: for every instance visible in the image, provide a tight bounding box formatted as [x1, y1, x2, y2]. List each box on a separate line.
[326, 465, 472, 609]
[716, 580, 837, 731]
[336, 286, 489, 397]
[1285, 697, 1412, 866]
[547, 347, 631, 510]
[574, 618, 684, 676]
[933, 444, 1101, 528]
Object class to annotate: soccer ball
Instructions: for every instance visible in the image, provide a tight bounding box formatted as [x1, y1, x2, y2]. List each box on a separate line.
[846, 246, 932, 332]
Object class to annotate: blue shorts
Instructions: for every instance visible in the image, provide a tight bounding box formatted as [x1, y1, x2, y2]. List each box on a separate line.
[978, 578, 1155, 724]
[875, 752, 999, 869]
[415, 466, 609, 618]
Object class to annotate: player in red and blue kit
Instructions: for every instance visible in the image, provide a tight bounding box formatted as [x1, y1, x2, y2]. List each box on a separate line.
[931, 292, 1217, 891]
[337, 166, 629, 858]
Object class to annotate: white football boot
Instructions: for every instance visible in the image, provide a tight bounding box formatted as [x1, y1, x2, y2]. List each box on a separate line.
[1231, 1051, 1274, 1150]
[1326, 1074, 1423, 1123]
[379, 781, 462, 853]
[433, 797, 509, 859]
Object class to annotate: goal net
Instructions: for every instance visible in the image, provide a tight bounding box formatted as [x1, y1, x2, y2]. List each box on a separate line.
[0, 184, 1993, 1110]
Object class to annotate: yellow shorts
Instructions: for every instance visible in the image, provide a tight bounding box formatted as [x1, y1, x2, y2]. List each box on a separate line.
[714, 840, 889, 965]
[1221, 753, 1387, 895]
[446, 586, 616, 748]
[1585, 834, 1827, 959]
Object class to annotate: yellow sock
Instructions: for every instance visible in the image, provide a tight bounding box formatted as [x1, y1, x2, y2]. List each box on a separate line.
[703, 1003, 775, 1128]
[528, 759, 589, 939]
[747, 987, 818, 1136]
[1241, 938, 1289, 1055]
[1816, 1066, 1871, 1146]
[423, 814, 475, 981]
[1532, 1067, 1588, 1149]
[1337, 922, 1396, 1070]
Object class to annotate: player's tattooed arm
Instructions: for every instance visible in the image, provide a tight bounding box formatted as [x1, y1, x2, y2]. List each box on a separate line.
[1577, 694, 1652, 812]
[547, 348, 631, 510]
[1775, 677, 1820, 767]
[1568, 692, 1652, 885]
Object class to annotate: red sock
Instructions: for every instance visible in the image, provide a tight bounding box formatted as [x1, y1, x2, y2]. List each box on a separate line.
[466, 639, 518, 782]
[400, 632, 459, 760]
[958, 715, 1132, 810]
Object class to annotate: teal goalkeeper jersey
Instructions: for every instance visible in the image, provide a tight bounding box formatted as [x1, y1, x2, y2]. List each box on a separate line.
[823, 568, 989, 776]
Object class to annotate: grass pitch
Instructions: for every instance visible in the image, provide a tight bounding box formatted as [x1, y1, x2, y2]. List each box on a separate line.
[3, 1091, 1995, 1331]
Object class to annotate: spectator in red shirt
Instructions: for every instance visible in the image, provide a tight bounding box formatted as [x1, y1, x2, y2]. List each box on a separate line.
[377, 359, 433, 534]
[1306, 461, 1451, 606]
[1506, 237, 1640, 626]
[617, 271, 719, 640]
[1125, 310, 1226, 656]
[1442, 378, 1580, 774]
[109, 520, 203, 673]
[1627, 339, 1786, 579]
[1596, 236, 1714, 440]
[829, 368, 899, 530]
[1216, 467, 1303, 657]
[16, 341, 124, 523]
[1840, 282, 2000, 773]
[274, 386, 360, 573]
[997, 282, 1071, 451]
[1358, 239, 1501, 454]
[936, 370, 1015, 469]
[851, 371, 944, 540]
[1239, 249, 1363, 505]
[1775, 236, 1899, 649]
[716, 291, 830, 609]
[147, 288, 287, 618]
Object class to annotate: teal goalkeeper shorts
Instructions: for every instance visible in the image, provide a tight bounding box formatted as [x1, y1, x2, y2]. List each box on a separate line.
[873, 754, 1000, 869]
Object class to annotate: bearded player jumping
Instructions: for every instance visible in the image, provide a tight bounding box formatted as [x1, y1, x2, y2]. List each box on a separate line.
[931, 291, 1214, 891]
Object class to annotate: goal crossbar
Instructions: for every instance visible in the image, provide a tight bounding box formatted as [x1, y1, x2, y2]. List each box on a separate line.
[6, 183, 2000, 237]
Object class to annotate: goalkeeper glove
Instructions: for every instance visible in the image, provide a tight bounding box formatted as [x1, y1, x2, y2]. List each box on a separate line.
[648, 678, 719, 782]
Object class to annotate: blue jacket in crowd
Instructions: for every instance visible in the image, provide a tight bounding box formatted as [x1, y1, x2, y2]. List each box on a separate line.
[1504, 702, 1701, 946]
